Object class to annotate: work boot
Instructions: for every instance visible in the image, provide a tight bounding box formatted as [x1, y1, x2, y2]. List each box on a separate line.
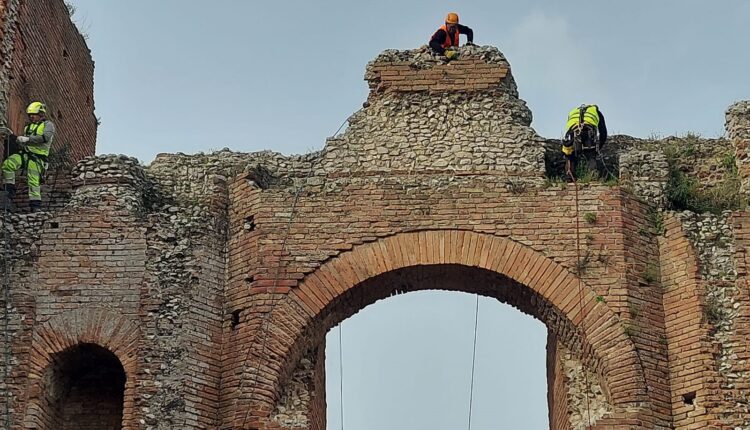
[3, 183, 16, 200]
[29, 200, 42, 213]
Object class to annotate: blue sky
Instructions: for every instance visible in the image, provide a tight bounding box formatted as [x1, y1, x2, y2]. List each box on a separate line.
[67, 1, 750, 429]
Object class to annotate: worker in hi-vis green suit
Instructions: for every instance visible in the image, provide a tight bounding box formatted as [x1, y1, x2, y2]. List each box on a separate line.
[2, 101, 55, 212]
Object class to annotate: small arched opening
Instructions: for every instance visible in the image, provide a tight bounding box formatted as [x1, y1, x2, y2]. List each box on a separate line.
[40, 343, 126, 430]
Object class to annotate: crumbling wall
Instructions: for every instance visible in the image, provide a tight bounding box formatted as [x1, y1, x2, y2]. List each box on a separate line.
[560, 346, 612, 429]
[677, 213, 749, 428]
[547, 335, 612, 430]
[1, 153, 231, 429]
[271, 349, 317, 429]
[4, 33, 750, 430]
[544, 129, 739, 216]
[728, 101, 750, 195]
[319, 46, 545, 179]
[660, 210, 750, 429]
[619, 149, 668, 206]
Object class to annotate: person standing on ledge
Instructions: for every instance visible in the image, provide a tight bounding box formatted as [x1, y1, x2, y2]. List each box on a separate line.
[429, 12, 475, 60]
[2, 101, 55, 212]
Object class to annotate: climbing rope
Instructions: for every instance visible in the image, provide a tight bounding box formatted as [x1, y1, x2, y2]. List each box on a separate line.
[2, 134, 12, 430]
[572, 177, 594, 428]
[466, 294, 480, 430]
[338, 324, 344, 430]
[237, 116, 350, 428]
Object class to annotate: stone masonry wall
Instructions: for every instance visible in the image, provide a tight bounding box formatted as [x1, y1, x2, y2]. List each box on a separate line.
[547, 334, 572, 430]
[727, 211, 750, 429]
[678, 212, 749, 428]
[4, 38, 750, 430]
[660, 209, 750, 429]
[320, 46, 545, 179]
[728, 101, 750, 196]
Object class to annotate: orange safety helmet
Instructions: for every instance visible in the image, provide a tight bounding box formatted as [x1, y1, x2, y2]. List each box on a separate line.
[445, 12, 459, 24]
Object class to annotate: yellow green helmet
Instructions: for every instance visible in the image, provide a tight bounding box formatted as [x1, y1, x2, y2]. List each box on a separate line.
[26, 101, 47, 114]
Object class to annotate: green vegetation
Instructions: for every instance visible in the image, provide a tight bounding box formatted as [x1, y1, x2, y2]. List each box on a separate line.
[646, 207, 665, 236]
[574, 163, 598, 184]
[603, 175, 619, 187]
[623, 324, 639, 337]
[575, 250, 592, 274]
[505, 178, 527, 194]
[65, 1, 89, 40]
[703, 294, 725, 330]
[583, 212, 597, 224]
[543, 175, 567, 189]
[719, 153, 737, 173]
[643, 264, 658, 284]
[663, 134, 745, 214]
[629, 303, 641, 319]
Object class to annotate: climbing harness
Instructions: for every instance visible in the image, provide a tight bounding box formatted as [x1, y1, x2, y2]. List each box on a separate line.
[572, 175, 594, 428]
[236, 116, 349, 428]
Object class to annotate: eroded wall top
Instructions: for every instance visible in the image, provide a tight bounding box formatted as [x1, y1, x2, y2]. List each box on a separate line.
[318, 45, 546, 178]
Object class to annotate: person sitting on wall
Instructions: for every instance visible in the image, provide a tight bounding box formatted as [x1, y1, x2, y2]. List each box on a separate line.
[2, 102, 55, 212]
[562, 104, 607, 180]
[429, 12, 475, 60]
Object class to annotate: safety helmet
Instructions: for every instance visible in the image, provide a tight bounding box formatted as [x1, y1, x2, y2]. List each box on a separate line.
[445, 12, 459, 24]
[26, 101, 47, 115]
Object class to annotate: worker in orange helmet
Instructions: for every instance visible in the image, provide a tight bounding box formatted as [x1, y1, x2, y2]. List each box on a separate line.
[429, 12, 475, 60]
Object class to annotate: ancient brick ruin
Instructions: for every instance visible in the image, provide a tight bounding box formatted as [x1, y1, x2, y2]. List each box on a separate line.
[3, 2, 750, 429]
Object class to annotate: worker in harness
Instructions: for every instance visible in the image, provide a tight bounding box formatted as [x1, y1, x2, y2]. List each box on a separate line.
[2, 102, 55, 212]
[429, 12, 475, 60]
[562, 104, 607, 180]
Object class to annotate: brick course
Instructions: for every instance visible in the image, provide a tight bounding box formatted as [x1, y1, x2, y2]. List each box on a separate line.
[2, 24, 750, 430]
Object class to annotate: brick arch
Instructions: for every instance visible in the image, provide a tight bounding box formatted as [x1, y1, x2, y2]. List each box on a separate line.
[22, 308, 139, 430]
[234, 230, 653, 428]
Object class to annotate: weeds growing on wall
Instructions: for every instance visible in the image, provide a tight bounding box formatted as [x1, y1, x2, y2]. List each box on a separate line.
[663, 133, 745, 214]
[704, 294, 726, 334]
[65, 1, 90, 40]
[46, 142, 72, 173]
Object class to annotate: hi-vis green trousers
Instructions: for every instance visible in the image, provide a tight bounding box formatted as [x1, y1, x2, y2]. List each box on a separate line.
[2, 152, 45, 201]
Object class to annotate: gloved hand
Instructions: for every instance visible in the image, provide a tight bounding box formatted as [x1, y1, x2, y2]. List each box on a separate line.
[445, 50, 458, 60]
[16, 136, 29, 144]
[465, 41, 476, 46]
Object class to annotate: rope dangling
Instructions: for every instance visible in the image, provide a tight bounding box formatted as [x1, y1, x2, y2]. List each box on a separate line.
[573, 179, 594, 428]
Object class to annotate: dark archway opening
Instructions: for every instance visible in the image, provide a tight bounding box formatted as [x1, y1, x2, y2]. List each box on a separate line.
[43, 343, 126, 430]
